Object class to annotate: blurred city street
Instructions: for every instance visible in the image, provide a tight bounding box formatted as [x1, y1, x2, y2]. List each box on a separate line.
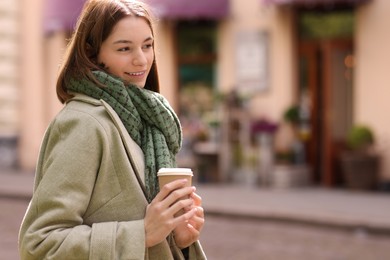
[2, 0, 390, 259]
[0, 197, 28, 260]
[201, 215, 390, 260]
[1, 170, 390, 260]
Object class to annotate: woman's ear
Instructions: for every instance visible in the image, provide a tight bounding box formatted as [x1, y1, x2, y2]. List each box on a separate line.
[86, 43, 96, 60]
[87, 43, 102, 68]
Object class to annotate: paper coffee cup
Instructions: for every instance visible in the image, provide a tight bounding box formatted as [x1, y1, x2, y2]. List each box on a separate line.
[157, 168, 193, 190]
[157, 168, 193, 216]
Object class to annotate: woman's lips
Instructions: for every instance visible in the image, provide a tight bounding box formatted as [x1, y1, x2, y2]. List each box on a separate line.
[126, 71, 145, 76]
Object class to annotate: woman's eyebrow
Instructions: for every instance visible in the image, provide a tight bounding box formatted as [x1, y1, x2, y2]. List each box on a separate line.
[113, 37, 154, 45]
[113, 39, 132, 44]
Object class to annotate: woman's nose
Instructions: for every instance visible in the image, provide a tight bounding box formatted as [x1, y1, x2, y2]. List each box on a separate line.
[133, 49, 147, 66]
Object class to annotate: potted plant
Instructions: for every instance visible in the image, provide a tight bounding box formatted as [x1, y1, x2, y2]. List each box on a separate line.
[340, 125, 380, 190]
[283, 105, 307, 162]
[283, 105, 300, 125]
[270, 105, 311, 188]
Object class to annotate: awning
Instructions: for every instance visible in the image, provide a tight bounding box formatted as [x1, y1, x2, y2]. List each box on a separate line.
[43, 0, 86, 34]
[262, 0, 371, 7]
[43, 0, 228, 34]
[145, 0, 229, 20]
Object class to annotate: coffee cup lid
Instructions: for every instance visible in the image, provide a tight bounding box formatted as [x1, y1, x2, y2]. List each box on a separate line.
[157, 168, 193, 176]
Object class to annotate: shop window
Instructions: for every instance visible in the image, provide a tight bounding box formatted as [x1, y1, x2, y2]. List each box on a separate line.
[176, 21, 219, 174]
[177, 21, 217, 124]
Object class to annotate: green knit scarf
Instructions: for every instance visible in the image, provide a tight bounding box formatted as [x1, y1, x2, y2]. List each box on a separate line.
[67, 71, 182, 202]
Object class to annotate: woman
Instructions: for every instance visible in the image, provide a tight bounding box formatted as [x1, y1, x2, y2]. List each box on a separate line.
[18, 0, 206, 259]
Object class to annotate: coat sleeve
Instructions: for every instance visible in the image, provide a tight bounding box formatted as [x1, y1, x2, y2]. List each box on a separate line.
[18, 108, 146, 260]
[167, 233, 207, 260]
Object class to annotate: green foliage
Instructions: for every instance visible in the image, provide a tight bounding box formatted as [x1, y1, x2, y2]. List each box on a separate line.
[346, 125, 374, 150]
[300, 11, 354, 39]
[283, 105, 300, 124]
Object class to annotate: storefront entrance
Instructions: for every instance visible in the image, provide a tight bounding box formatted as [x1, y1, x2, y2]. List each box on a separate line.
[297, 10, 354, 186]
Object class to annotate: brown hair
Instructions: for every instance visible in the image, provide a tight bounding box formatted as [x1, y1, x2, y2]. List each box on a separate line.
[56, 0, 160, 103]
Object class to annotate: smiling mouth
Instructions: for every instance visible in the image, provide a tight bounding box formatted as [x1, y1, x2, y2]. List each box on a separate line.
[126, 71, 145, 76]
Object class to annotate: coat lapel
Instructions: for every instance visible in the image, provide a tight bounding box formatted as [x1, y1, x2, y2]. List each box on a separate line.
[68, 94, 148, 200]
[100, 99, 148, 197]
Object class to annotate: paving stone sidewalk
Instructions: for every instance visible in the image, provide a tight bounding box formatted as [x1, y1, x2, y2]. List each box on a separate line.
[197, 184, 390, 233]
[1, 169, 390, 233]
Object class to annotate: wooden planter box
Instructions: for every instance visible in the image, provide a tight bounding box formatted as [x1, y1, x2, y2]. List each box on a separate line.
[340, 153, 379, 190]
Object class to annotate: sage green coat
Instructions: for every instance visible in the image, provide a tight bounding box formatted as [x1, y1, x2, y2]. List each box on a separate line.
[18, 94, 206, 260]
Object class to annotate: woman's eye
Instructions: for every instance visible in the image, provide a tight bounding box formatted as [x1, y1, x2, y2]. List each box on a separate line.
[118, 47, 130, 52]
[143, 43, 153, 49]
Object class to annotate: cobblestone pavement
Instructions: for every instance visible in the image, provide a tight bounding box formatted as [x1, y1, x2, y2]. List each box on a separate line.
[4, 197, 390, 260]
[200, 215, 390, 260]
[0, 198, 28, 260]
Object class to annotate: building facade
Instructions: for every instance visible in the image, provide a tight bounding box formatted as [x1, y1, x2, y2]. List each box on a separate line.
[10, 0, 390, 188]
[0, 0, 19, 168]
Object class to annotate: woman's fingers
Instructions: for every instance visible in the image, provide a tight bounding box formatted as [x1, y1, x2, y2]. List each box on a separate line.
[175, 206, 198, 222]
[154, 179, 188, 201]
[151, 179, 197, 218]
[193, 206, 204, 218]
[167, 197, 194, 217]
[144, 182, 203, 248]
[171, 193, 205, 248]
[161, 185, 196, 209]
[190, 192, 202, 207]
[173, 213, 202, 248]
[187, 207, 205, 230]
[183, 222, 200, 239]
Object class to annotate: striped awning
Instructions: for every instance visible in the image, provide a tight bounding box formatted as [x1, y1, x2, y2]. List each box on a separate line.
[262, 0, 372, 7]
[145, 0, 229, 20]
[43, 0, 229, 34]
[43, 0, 85, 34]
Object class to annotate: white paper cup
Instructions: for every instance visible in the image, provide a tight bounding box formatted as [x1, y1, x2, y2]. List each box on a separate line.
[157, 168, 193, 190]
[158, 168, 193, 216]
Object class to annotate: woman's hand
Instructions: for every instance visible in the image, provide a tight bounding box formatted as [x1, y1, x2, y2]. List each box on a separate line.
[173, 192, 205, 249]
[144, 179, 197, 248]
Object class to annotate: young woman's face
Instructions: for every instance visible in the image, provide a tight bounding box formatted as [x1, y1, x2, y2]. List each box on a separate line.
[97, 16, 154, 88]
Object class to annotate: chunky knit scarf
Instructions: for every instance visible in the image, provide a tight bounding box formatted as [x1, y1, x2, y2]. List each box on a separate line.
[67, 71, 182, 202]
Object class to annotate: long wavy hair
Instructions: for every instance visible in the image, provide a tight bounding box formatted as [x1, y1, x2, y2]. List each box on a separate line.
[56, 0, 160, 103]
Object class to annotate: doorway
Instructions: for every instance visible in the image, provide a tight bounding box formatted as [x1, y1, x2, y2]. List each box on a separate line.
[298, 10, 354, 186]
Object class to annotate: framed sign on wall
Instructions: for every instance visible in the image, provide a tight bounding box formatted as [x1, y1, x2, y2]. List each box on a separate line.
[235, 31, 269, 95]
